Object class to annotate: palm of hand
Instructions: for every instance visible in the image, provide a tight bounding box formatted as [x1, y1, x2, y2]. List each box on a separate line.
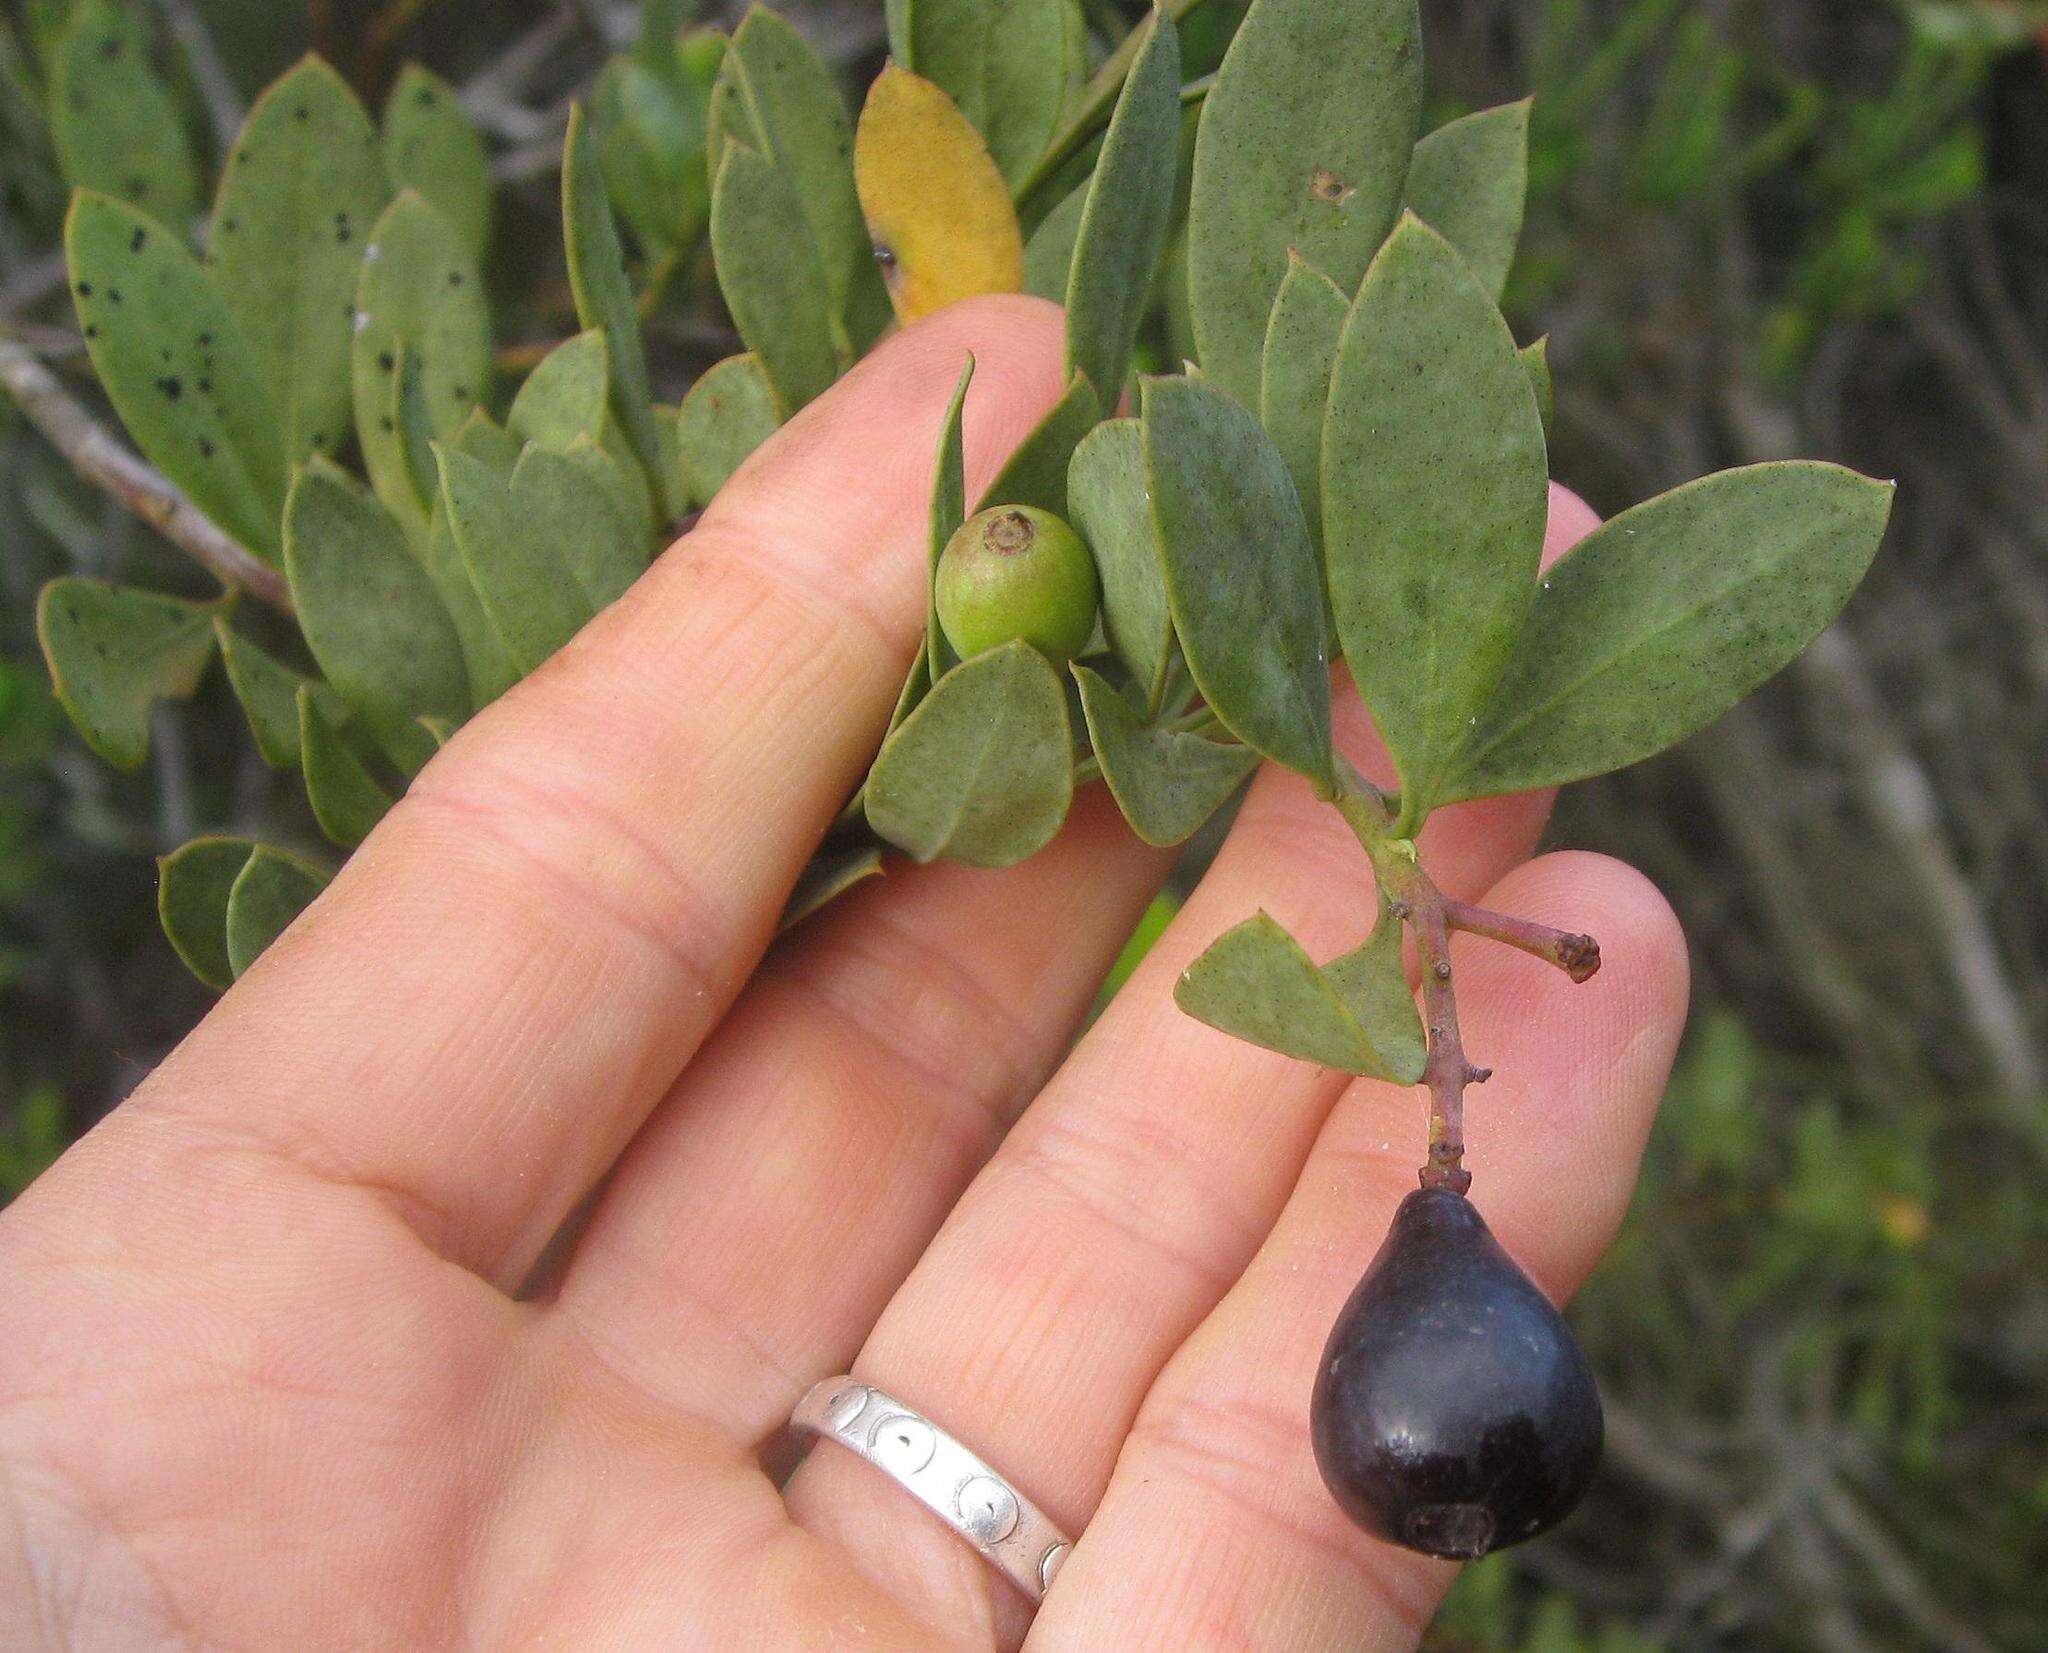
[0, 299, 1685, 1651]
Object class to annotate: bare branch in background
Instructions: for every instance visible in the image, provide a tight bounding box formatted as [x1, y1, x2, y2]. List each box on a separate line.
[152, 0, 244, 154]
[0, 335, 291, 612]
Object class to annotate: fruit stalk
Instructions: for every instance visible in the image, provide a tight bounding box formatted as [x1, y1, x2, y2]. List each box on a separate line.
[1333, 760, 1600, 1194]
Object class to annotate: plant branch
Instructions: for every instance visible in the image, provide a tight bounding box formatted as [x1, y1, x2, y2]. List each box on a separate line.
[1444, 898, 1601, 982]
[153, 0, 245, 153]
[1333, 759, 1599, 1195]
[0, 334, 293, 613]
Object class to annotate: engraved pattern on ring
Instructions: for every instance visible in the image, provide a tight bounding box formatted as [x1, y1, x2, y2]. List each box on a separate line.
[791, 1377, 1075, 1607]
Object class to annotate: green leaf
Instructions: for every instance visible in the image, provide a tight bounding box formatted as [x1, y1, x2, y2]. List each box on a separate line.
[563, 105, 668, 511]
[865, 639, 1073, 868]
[435, 445, 591, 673]
[512, 440, 649, 610]
[884, 646, 932, 739]
[351, 190, 493, 539]
[1321, 908, 1425, 1083]
[420, 498, 521, 707]
[984, 0, 1087, 188]
[157, 835, 255, 990]
[1520, 334, 1554, 440]
[210, 55, 390, 468]
[47, 0, 199, 225]
[1021, 181, 1085, 302]
[1074, 665, 1257, 847]
[976, 370, 1100, 517]
[67, 193, 286, 559]
[283, 462, 470, 768]
[1067, 418, 1171, 714]
[722, 6, 879, 328]
[35, 578, 218, 769]
[591, 54, 707, 258]
[1064, 8, 1179, 405]
[675, 352, 782, 506]
[225, 844, 329, 978]
[1445, 463, 1895, 802]
[381, 63, 493, 259]
[1400, 99, 1531, 301]
[781, 841, 885, 931]
[215, 617, 342, 768]
[299, 684, 393, 848]
[1141, 374, 1333, 790]
[452, 407, 521, 471]
[710, 140, 839, 414]
[892, 0, 1084, 188]
[1186, 0, 1422, 406]
[1175, 910, 1412, 1079]
[1323, 214, 1548, 820]
[1258, 253, 1348, 553]
[924, 356, 974, 682]
[508, 329, 611, 450]
[392, 341, 440, 504]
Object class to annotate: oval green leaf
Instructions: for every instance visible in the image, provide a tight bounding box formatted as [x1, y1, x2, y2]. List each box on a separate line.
[215, 617, 341, 769]
[435, 445, 592, 674]
[36, 578, 219, 770]
[284, 462, 471, 764]
[1323, 214, 1548, 821]
[351, 191, 493, 538]
[1175, 910, 1413, 1080]
[1067, 418, 1171, 714]
[710, 140, 839, 414]
[1074, 665, 1258, 847]
[781, 841, 885, 931]
[210, 55, 390, 468]
[563, 104, 668, 509]
[48, 0, 200, 226]
[1445, 463, 1896, 802]
[676, 352, 783, 506]
[1186, 0, 1422, 406]
[1400, 99, 1531, 301]
[976, 370, 1100, 518]
[382, 64, 493, 259]
[508, 329, 612, 450]
[1141, 374, 1333, 790]
[864, 639, 1074, 868]
[1320, 906, 1426, 1083]
[1259, 253, 1348, 553]
[158, 835, 256, 990]
[67, 194, 286, 560]
[299, 683, 394, 848]
[225, 845, 330, 978]
[723, 5, 879, 327]
[1064, 8, 1179, 406]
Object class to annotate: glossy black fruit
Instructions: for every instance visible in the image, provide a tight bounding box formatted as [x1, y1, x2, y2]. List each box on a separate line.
[1310, 1187, 1603, 1559]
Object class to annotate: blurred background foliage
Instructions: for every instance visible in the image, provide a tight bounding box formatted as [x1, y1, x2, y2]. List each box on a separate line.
[1, 0, 2043, 1645]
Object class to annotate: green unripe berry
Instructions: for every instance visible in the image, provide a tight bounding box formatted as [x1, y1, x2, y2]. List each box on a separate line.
[935, 506, 1100, 664]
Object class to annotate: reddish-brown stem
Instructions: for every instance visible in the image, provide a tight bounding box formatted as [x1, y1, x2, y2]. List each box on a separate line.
[1376, 854, 1489, 1195]
[1443, 899, 1602, 983]
[1334, 761, 1599, 1195]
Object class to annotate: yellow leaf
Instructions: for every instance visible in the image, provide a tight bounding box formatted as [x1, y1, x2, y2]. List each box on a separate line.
[854, 63, 1024, 323]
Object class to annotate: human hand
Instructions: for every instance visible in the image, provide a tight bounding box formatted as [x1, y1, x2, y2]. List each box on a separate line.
[0, 297, 1687, 1650]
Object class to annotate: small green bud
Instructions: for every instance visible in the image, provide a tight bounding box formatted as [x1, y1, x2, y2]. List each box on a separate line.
[936, 506, 1100, 664]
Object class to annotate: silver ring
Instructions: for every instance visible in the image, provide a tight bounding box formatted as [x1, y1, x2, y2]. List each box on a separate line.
[791, 1376, 1074, 1605]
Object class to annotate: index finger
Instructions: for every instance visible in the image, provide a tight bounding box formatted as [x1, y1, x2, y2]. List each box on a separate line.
[112, 297, 1069, 1287]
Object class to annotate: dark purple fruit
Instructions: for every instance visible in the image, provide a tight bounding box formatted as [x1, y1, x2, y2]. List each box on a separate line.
[1310, 1187, 1602, 1559]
